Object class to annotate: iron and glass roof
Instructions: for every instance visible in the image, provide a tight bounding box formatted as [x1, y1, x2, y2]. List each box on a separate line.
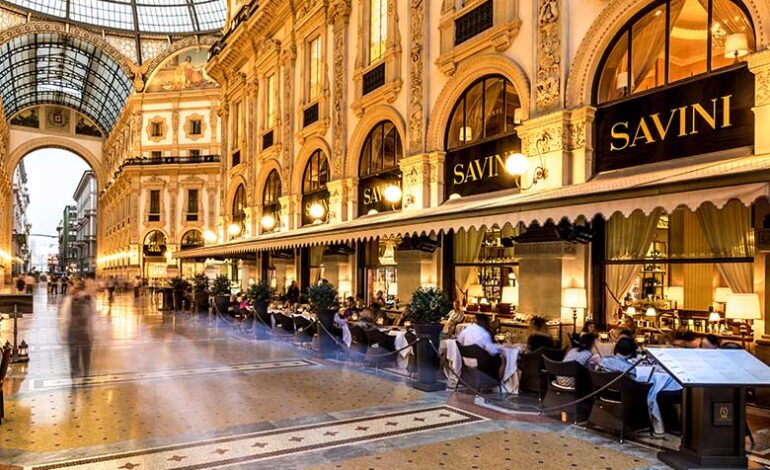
[0, 32, 133, 133]
[1, 0, 226, 34]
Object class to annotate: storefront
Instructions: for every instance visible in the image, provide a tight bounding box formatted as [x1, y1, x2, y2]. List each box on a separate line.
[179, 229, 205, 278]
[142, 230, 170, 280]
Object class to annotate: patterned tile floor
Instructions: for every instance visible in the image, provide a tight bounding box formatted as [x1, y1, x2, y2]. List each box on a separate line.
[0, 288, 679, 469]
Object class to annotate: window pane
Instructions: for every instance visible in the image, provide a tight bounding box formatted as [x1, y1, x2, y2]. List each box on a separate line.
[446, 98, 465, 149]
[669, 0, 708, 82]
[631, 6, 666, 93]
[318, 154, 329, 186]
[361, 136, 372, 177]
[309, 37, 322, 101]
[597, 30, 629, 103]
[382, 122, 398, 170]
[370, 124, 384, 174]
[369, 0, 388, 62]
[711, 0, 754, 69]
[484, 78, 505, 139]
[188, 189, 198, 213]
[462, 81, 484, 145]
[266, 73, 276, 127]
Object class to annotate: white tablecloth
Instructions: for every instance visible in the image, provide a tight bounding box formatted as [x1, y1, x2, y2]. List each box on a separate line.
[499, 345, 521, 394]
[441, 339, 521, 394]
[390, 330, 411, 369]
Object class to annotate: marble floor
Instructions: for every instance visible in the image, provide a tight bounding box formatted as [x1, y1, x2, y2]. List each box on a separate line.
[0, 287, 708, 469]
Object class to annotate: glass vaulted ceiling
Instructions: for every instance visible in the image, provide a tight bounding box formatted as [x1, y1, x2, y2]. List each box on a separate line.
[1, 0, 226, 34]
[0, 33, 133, 133]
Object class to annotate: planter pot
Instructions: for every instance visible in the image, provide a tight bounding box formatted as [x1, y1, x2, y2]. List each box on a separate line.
[172, 289, 186, 312]
[316, 309, 336, 357]
[254, 300, 270, 339]
[194, 291, 209, 314]
[412, 323, 445, 392]
[214, 295, 230, 318]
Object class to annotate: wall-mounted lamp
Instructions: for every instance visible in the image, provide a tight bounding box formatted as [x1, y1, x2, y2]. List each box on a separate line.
[203, 230, 217, 244]
[309, 202, 326, 223]
[227, 222, 243, 237]
[725, 33, 749, 62]
[383, 184, 402, 204]
[504, 131, 550, 190]
[261, 213, 279, 231]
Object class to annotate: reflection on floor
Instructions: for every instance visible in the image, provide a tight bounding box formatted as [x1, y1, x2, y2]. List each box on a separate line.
[0, 288, 671, 469]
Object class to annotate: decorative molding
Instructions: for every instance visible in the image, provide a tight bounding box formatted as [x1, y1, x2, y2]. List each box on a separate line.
[329, 6, 350, 179]
[146, 116, 168, 143]
[183, 113, 207, 141]
[535, 0, 562, 111]
[345, 105, 407, 179]
[408, 0, 426, 155]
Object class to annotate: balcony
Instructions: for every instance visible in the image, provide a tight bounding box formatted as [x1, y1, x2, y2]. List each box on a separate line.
[122, 155, 220, 167]
[455, 1, 494, 45]
[362, 63, 386, 96]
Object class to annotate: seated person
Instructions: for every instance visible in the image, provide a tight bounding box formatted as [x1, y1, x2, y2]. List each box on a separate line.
[527, 316, 555, 351]
[442, 300, 466, 336]
[353, 307, 378, 332]
[598, 337, 681, 436]
[700, 334, 721, 349]
[581, 320, 597, 336]
[672, 329, 701, 348]
[340, 296, 358, 319]
[456, 314, 501, 356]
[557, 333, 600, 388]
[610, 316, 636, 340]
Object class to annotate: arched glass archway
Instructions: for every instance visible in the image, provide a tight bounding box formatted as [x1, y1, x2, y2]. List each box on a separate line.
[261, 169, 281, 232]
[358, 121, 403, 216]
[143, 230, 167, 255]
[594, 0, 755, 104]
[180, 229, 204, 249]
[302, 150, 329, 225]
[445, 75, 522, 151]
[230, 183, 246, 237]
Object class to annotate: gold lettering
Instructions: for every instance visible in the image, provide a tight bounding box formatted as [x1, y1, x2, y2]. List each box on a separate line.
[721, 95, 732, 128]
[472, 158, 488, 182]
[650, 111, 677, 140]
[691, 99, 718, 134]
[610, 122, 630, 151]
[453, 163, 465, 185]
[494, 154, 506, 177]
[464, 160, 479, 182]
[678, 106, 688, 136]
[630, 118, 655, 147]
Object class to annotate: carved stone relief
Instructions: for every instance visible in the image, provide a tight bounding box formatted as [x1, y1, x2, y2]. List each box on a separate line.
[408, 0, 425, 155]
[536, 0, 562, 111]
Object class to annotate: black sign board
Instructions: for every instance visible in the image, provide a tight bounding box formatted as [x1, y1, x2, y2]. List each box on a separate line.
[444, 134, 521, 198]
[594, 65, 754, 173]
[302, 189, 330, 226]
[358, 171, 402, 216]
[143, 243, 167, 257]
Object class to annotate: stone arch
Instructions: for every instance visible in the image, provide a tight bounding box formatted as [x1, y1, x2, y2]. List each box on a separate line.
[225, 174, 249, 216]
[141, 228, 169, 245]
[566, 0, 770, 108]
[0, 21, 137, 78]
[8, 137, 106, 190]
[345, 105, 407, 179]
[426, 53, 531, 153]
[142, 37, 219, 88]
[255, 158, 285, 205]
[291, 137, 333, 196]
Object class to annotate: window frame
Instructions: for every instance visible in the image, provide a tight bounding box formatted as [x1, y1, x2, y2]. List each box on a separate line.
[592, 0, 756, 105]
[307, 35, 323, 103]
[302, 149, 330, 196]
[359, 120, 403, 179]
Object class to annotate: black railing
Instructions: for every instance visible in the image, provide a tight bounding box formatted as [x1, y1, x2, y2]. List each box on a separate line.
[263, 130, 274, 149]
[122, 154, 221, 167]
[303, 102, 319, 127]
[232, 150, 241, 167]
[455, 0, 493, 45]
[362, 62, 386, 95]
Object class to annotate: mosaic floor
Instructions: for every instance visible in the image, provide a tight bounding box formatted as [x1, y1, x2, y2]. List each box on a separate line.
[0, 287, 696, 469]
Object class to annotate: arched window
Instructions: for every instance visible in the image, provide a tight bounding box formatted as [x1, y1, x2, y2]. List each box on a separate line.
[445, 75, 521, 150]
[360, 121, 403, 178]
[232, 184, 246, 222]
[302, 150, 329, 194]
[143, 230, 167, 257]
[181, 230, 204, 249]
[594, 0, 754, 104]
[263, 170, 282, 207]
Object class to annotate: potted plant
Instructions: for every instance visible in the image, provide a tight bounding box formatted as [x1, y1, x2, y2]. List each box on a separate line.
[247, 280, 273, 338]
[169, 277, 191, 312]
[192, 273, 210, 315]
[409, 286, 452, 391]
[307, 282, 338, 357]
[210, 275, 232, 317]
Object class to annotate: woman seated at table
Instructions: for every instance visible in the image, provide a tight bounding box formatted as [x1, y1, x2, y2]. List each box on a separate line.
[557, 333, 600, 388]
[456, 314, 501, 356]
[598, 337, 682, 436]
[353, 307, 379, 332]
[442, 300, 465, 336]
[610, 315, 636, 340]
[527, 316, 555, 351]
[581, 320, 597, 336]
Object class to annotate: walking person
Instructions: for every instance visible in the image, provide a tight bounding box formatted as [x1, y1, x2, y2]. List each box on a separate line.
[133, 276, 142, 299]
[61, 275, 69, 295]
[24, 273, 36, 295]
[106, 276, 116, 307]
[62, 280, 96, 379]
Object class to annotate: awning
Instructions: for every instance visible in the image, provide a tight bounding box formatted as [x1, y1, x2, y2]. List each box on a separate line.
[176, 152, 770, 259]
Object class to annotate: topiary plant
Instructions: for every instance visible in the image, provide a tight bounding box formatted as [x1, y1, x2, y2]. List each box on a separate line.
[246, 280, 272, 303]
[210, 275, 232, 297]
[307, 282, 338, 313]
[192, 273, 209, 293]
[409, 286, 452, 324]
[169, 276, 190, 291]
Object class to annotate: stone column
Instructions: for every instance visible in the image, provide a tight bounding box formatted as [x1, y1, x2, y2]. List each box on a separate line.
[329, 0, 351, 179]
[408, 0, 428, 157]
[326, 178, 352, 224]
[279, 194, 299, 231]
[399, 154, 430, 211]
[748, 50, 770, 156]
[534, 0, 563, 114]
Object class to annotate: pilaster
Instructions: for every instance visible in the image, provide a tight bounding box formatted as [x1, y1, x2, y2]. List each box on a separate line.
[516, 111, 570, 191]
[748, 50, 770, 155]
[279, 194, 299, 231]
[326, 178, 351, 223]
[399, 154, 430, 211]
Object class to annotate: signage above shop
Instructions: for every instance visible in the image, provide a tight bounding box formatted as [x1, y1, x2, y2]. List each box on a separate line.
[445, 134, 521, 198]
[594, 66, 754, 173]
[301, 190, 330, 226]
[143, 243, 167, 257]
[358, 171, 402, 216]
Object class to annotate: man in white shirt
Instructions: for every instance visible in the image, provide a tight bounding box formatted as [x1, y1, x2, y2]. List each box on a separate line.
[456, 315, 500, 356]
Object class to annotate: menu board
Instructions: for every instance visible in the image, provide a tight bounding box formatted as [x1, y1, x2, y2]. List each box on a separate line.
[646, 348, 770, 388]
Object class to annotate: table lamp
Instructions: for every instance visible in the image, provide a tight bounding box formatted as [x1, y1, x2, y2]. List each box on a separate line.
[714, 287, 732, 312]
[725, 293, 761, 348]
[563, 287, 587, 335]
[499, 285, 519, 315]
[708, 310, 722, 333]
[626, 306, 637, 317]
[387, 282, 398, 297]
[665, 286, 684, 310]
[338, 280, 352, 299]
[468, 284, 484, 305]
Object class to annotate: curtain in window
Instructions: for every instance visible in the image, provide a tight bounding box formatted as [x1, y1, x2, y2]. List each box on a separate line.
[309, 245, 325, 284]
[454, 227, 484, 301]
[631, 2, 684, 91]
[696, 201, 754, 293]
[605, 209, 663, 321]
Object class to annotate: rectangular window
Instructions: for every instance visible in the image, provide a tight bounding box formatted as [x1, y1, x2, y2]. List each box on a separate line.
[149, 190, 161, 222]
[233, 101, 241, 144]
[190, 119, 202, 135]
[369, 0, 388, 63]
[187, 189, 199, 221]
[308, 36, 322, 101]
[151, 122, 162, 137]
[266, 73, 276, 128]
